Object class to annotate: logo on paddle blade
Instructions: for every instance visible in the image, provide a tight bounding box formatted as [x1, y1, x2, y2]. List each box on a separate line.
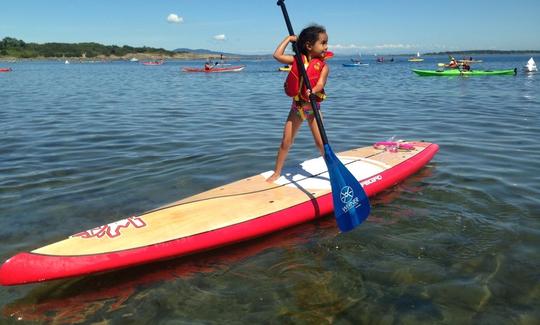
[340, 186, 354, 203]
[340, 186, 361, 213]
[71, 216, 147, 239]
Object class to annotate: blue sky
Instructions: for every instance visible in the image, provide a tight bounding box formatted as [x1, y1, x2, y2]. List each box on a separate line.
[2, 0, 539, 54]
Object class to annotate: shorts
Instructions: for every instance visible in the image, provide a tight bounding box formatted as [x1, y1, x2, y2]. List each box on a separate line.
[291, 100, 320, 121]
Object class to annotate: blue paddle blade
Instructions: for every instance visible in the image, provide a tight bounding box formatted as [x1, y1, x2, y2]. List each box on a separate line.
[323, 144, 371, 232]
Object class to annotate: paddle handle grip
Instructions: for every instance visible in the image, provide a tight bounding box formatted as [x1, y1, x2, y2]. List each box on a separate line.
[277, 0, 329, 145]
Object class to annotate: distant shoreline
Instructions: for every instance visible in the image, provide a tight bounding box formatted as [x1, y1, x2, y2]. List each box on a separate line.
[3, 51, 537, 60]
[423, 50, 540, 56]
[365, 51, 540, 57]
[0, 36, 266, 61]
[1, 34, 538, 61]
[0, 53, 250, 62]
[1, 51, 537, 62]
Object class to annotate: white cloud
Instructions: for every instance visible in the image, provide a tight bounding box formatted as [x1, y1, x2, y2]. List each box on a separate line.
[213, 34, 226, 41]
[374, 44, 413, 49]
[329, 44, 366, 50]
[167, 13, 183, 24]
[328, 43, 422, 54]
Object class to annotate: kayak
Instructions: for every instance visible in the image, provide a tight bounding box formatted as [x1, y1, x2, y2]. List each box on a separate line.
[183, 65, 245, 73]
[0, 68, 12, 72]
[408, 58, 424, 62]
[342, 63, 369, 67]
[0, 140, 438, 286]
[278, 66, 291, 72]
[142, 61, 164, 66]
[412, 68, 517, 76]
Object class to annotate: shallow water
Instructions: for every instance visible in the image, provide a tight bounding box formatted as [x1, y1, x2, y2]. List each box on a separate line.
[0, 55, 539, 324]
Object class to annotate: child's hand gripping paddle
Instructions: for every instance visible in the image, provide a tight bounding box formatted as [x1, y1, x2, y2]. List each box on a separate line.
[276, 0, 370, 232]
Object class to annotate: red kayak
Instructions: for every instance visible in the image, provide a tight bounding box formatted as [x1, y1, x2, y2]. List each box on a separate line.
[183, 65, 245, 73]
[0, 68, 12, 72]
[0, 141, 438, 286]
[142, 60, 164, 66]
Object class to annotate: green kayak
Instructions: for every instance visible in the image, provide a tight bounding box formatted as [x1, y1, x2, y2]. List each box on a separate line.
[412, 68, 517, 76]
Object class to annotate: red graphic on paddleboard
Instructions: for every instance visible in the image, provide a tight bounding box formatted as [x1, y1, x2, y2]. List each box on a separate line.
[71, 216, 147, 239]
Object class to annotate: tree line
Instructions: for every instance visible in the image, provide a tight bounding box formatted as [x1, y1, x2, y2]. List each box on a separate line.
[0, 37, 183, 58]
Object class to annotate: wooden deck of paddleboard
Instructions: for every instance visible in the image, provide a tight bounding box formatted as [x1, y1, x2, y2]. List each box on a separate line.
[0, 141, 439, 285]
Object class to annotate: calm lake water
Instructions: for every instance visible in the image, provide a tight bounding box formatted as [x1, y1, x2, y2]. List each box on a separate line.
[0, 55, 539, 324]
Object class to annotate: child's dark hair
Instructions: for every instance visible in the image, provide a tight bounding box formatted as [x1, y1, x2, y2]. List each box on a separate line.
[297, 24, 326, 55]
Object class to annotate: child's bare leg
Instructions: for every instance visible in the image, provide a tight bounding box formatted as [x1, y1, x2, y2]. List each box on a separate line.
[307, 113, 324, 155]
[266, 111, 303, 182]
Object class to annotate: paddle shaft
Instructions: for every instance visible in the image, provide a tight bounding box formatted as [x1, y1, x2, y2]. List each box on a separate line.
[277, 0, 329, 146]
[277, 0, 371, 232]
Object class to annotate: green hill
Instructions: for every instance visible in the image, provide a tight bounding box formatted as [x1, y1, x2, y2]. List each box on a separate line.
[0, 37, 179, 59]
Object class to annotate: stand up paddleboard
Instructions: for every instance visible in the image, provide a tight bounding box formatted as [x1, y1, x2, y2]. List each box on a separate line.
[0, 141, 438, 286]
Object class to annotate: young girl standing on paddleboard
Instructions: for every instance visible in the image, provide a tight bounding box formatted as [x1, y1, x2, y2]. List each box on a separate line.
[266, 25, 330, 183]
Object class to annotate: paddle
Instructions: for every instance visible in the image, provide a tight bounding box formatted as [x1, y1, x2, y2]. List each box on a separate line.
[276, 0, 370, 232]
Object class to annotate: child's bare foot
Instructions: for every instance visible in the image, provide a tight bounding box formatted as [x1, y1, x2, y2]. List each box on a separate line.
[266, 172, 280, 183]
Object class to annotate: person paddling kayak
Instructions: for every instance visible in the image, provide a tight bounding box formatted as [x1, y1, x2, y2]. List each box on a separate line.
[447, 56, 470, 71]
[266, 24, 330, 183]
[448, 57, 459, 69]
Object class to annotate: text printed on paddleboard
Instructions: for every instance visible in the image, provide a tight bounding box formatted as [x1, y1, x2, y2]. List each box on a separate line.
[71, 216, 147, 239]
[361, 174, 383, 187]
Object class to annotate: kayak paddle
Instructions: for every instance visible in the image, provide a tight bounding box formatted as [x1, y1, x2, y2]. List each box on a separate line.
[276, 0, 370, 232]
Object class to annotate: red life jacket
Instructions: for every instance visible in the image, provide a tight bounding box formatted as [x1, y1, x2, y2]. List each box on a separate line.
[284, 55, 326, 102]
